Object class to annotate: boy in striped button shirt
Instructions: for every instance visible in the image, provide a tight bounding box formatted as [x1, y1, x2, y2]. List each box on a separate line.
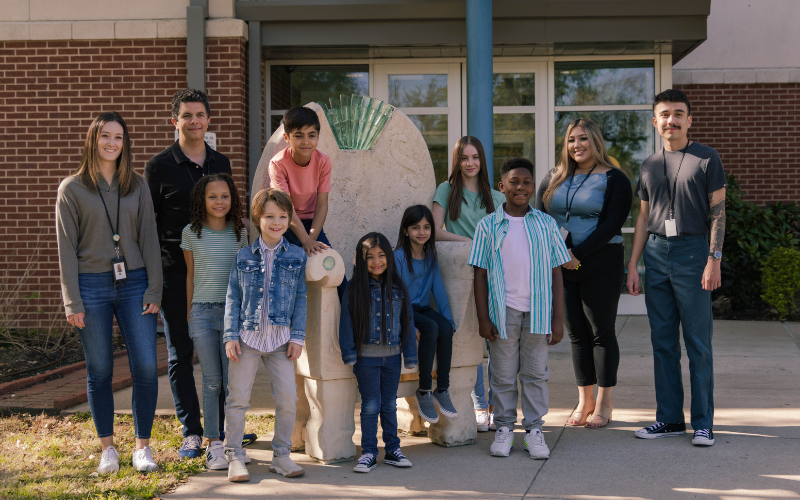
[468, 157, 570, 460]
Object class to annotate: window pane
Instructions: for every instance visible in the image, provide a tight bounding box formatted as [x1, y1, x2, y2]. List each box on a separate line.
[493, 113, 535, 188]
[555, 61, 654, 106]
[493, 73, 535, 106]
[271, 65, 369, 110]
[407, 114, 449, 185]
[388, 75, 448, 108]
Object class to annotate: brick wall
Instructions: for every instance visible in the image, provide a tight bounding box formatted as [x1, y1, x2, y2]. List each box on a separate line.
[675, 83, 800, 205]
[0, 37, 249, 329]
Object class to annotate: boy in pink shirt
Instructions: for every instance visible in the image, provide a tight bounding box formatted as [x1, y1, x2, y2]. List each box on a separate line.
[269, 107, 332, 256]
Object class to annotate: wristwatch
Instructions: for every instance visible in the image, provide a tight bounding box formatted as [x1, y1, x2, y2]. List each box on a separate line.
[709, 251, 722, 261]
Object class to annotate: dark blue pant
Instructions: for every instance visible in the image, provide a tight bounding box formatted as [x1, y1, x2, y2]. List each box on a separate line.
[413, 306, 453, 391]
[161, 271, 225, 438]
[353, 355, 402, 456]
[644, 234, 714, 430]
[78, 268, 158, 439]
[284, 219, 347, 300]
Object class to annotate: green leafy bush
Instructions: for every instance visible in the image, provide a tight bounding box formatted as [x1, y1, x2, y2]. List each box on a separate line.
[718, 174, 799, 312]
[761, 247, 800, 320]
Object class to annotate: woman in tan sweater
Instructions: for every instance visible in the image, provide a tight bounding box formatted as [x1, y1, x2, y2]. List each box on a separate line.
[56, 112, 162, 475]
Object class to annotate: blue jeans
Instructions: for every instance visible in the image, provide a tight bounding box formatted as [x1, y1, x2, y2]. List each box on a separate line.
[352, 355, 401, 456]
[284, 219, 347, 300]
[189, 302, 228, 440]
[78, 268, 158, 439]
[644, 234, 714, 430]
[160, 271, 205, 438]
[471, 342, 493, 410]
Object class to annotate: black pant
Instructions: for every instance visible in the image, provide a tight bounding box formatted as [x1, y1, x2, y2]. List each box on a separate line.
[413, 306, 454, 391]
[161, 272, 226, 437]
[561, 243, 623, 388]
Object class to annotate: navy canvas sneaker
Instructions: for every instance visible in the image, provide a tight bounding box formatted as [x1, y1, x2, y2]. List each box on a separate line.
[415, 389, 440, 423]
[432, 389, 458, 418]
[178, 434, 202, 459]
[634, 421, 687, 439]
[384, 448, 412, 467]
[692, 429, 715, 446]
[353, 453, 377, 473]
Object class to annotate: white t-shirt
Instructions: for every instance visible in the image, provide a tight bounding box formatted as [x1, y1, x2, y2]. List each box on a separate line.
[500, 212, 531, 312]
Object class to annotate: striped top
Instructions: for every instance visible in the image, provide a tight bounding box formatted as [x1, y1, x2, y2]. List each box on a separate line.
[181, 222, 247, 304]
[238, 237, 301, 353]
[467, 204, 570, 339]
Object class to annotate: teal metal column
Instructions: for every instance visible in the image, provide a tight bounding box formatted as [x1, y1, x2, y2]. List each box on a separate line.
[186, 0, 208, 91]
[466, 0, 493, 182]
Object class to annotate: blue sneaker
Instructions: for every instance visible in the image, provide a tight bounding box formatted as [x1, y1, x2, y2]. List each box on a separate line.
[242, 433, 258, 447]
[415, 389, 439, 424]
[384, 448, 412, 468]
[178, 434, 202, 459]
[432, 389, 458, 418]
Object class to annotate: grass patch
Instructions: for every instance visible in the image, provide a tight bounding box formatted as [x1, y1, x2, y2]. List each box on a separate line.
[0, 412, 275, 499]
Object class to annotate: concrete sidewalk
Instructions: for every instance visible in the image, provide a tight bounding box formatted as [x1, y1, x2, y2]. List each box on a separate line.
[66, 318, 800, 499]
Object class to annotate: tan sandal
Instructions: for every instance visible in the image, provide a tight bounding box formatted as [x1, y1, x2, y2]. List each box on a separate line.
[585, 410, 613, 428]
[566, 409, 594, 426]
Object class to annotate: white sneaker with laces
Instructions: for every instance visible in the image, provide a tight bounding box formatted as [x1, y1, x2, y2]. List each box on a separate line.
[524, 429, 550, 459]
[490, 426, 514, 457]
[228, 458, 249, 482]
[270, 455, 305, 477]
[132, 446, 159, 472]
[206, 441, 228, 470]
[476, 410, 490, 432]
[97, 445, 119, 474]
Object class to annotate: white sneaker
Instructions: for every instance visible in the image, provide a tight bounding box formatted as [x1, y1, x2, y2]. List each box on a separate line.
[270, 455, 305, 477]
[132, 446, 159, 472]
[490, 426, 514, 457]
[206, 441, 228, 470]
[225, 449, 251, 464]
[476, 410, 490, 432]
[228, 458, 250, 482]
[524, 429, 550, 459]
[488, 412, 496, 431]
[97, 446, 119, 474]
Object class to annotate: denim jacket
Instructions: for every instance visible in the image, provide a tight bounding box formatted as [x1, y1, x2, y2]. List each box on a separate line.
[338, 278, 418, 367]
[223, 238, 307, 344]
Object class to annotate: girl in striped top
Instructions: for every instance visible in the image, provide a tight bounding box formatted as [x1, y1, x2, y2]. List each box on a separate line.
[181, 173, 247, 470]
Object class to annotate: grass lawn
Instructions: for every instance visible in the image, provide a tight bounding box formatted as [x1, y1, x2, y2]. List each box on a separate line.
[0, 412, 275, 500]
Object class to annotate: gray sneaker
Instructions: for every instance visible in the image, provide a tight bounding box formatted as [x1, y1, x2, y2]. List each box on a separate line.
[432, 389, 458, 418]
[415, 389, 439, 423]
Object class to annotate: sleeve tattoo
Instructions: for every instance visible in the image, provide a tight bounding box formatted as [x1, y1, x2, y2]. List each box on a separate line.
[708, 194, 726, 255]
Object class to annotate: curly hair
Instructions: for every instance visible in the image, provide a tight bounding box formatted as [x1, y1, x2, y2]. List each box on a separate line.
[188, 173, 245, 241]
[172, 88, 211, 119]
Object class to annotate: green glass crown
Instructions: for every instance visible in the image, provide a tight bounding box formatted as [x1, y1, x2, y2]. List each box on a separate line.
[317, 95, 394, 150]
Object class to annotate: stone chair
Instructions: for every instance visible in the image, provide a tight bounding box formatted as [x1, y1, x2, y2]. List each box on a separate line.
[252, 103, 483, 463]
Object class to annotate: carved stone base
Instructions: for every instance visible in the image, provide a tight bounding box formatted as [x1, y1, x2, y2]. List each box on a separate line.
[303, 377, 357, 463]
[291, 373, 309, 451]
[427, 365, 478, 447]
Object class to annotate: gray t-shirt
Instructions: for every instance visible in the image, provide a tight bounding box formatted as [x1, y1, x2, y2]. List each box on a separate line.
[636, 142, 727, 236]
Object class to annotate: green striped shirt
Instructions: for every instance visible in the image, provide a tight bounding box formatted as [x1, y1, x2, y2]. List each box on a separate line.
[467, 204, 570, 339]
[181, 223, 248, 304]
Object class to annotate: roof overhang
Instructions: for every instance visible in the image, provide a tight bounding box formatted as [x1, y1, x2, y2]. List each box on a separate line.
[235, 0, 709, 63]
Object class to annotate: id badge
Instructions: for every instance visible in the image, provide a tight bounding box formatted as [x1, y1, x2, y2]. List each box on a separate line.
[559, 227, 569, 241]
[112, 256, 127, 282]
[664, 219, 678, 237]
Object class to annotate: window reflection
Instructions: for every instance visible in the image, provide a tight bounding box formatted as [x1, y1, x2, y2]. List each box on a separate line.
[493, 73, 535, 106]
[493, 113, 535, 188]
[271, 65, 369, 111]
[388, 75, 448, 108]
[555, 61, 654, 106]
[407, 114, 449, 186]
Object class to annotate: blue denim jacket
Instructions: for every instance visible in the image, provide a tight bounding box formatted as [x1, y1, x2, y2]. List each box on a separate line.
[223, 237, 307, 344]
[338, 279, 418, 367]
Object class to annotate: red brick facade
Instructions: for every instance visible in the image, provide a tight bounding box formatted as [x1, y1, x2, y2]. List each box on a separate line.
[0, 37, 249, 329]
[675, 83, 800, 205]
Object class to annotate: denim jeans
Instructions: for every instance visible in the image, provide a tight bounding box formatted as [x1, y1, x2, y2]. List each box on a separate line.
[224, 342, 297, 459]
[490, 307, 549, 431]
[160, 271, 205, 438]
[284, 219, 347, 300]
[413, 306, 453, 391]
[77, 268, 158, 439]
[644, 233, 714, 430]
[471, 342, 493, 410]
[353, 355, 402, 456]
[189, 302, 228, 440]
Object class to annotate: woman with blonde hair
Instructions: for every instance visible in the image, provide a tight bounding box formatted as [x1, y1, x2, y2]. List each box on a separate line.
[535, 118, 631, 428]
[56, 112, 162, 473]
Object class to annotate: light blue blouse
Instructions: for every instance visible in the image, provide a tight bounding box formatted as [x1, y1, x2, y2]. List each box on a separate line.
[549, 173, 623, 247]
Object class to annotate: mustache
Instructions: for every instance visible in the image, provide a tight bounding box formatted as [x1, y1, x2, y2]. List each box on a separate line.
[663, 124, 681, 130]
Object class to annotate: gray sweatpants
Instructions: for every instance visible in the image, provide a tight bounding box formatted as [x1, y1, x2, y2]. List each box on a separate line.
[490, 307, 549, 431]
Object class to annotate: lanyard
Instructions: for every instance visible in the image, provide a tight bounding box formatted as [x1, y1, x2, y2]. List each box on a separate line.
[184, 161, 206, 185]
[662, 141, 691, 219]
[565, 164, 597, 223]
[97, 184, 122, 259]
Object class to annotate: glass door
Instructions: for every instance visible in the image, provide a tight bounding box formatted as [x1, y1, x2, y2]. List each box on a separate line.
[374, 63, 462, 185]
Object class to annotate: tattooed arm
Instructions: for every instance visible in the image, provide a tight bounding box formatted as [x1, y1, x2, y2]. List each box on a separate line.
[702, 187, 726, 291]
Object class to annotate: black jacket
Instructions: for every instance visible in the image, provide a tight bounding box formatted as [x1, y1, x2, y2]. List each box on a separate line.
[535, 167, 632, 262]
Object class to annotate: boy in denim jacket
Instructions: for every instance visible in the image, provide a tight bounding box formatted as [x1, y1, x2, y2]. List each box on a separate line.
[223, 188, 307, 482]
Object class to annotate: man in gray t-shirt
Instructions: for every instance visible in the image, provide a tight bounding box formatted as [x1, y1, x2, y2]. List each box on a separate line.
[627, 89, 727, 447]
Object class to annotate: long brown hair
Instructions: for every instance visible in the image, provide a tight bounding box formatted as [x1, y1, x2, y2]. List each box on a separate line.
[74, 112, 136, 196]
[447, 136, 496, 220]
[189, 173, 245, 241]
[542, 118, 618, 210]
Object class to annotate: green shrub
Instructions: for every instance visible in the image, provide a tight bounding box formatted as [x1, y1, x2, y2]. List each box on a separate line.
[718, 174, 799, 311]
[761, 247, 800, 320]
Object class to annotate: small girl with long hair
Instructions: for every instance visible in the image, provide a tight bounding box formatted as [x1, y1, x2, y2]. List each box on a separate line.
[394, 205, 457, 424]
[339, 233, 418, 473]
[180, 173, 247, 470]
[431, 136, 505, 432]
